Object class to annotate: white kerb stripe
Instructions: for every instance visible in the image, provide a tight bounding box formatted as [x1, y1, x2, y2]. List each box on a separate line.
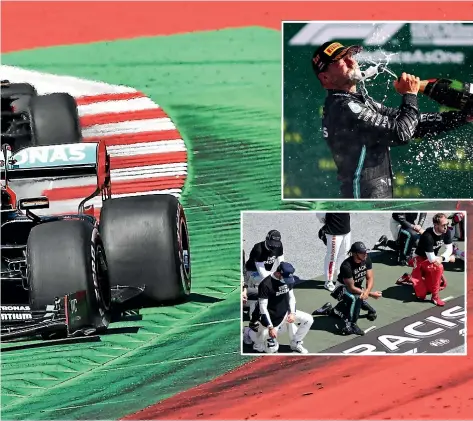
[111, 164, 187, 180]
[111, 168, 187, 181]
[77, 97, 160, 116]
[81, 118, 175, 137]
[107, 140, 186, 156]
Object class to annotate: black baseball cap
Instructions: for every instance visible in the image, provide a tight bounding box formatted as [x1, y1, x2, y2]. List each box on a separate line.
[277, 262, 295, 278]
[350, 241, 369, 254]
[312, 41, 363, 75]
[265, 229, 282, 249]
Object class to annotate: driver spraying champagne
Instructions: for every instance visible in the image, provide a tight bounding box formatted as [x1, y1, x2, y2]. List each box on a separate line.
[312, 40, 472, 199]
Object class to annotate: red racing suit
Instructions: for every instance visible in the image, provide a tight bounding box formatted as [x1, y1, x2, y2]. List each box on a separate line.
[410, 256, 447, 306]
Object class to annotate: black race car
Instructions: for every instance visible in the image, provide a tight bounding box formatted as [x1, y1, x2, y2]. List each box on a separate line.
[1, 80, 82, 152]
[1, 140, 191, 341]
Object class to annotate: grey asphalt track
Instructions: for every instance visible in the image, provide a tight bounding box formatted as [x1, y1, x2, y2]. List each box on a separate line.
[242, 211, 443, 280]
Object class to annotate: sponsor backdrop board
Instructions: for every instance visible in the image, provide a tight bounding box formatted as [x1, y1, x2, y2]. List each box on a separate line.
[283, 22, 473, 199]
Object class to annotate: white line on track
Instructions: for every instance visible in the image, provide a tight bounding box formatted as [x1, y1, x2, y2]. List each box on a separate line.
[364, 326, 376, 334]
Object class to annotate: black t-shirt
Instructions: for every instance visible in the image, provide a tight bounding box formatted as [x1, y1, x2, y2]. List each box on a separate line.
[337, 255, 372, 289]
[325, 213, 351, 235]
[415, 227, 452, 258]
[258, 275, 293, 327]
[245, 241, 283, 272]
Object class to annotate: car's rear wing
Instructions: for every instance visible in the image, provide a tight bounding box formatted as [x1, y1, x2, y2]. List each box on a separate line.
[1, 142, 110, 194]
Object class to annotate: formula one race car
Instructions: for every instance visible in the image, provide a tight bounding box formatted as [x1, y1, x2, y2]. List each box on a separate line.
[1, 80, 82, 152]
[1, 141, 191, 341]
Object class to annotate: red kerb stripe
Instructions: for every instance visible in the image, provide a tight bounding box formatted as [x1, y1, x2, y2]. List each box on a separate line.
[80, 108, 167, 127]
[75, 92, 145, 105]
[82, 130, 182, 145]
[111, 152, 187, 169]
[43, 176, 186, 200]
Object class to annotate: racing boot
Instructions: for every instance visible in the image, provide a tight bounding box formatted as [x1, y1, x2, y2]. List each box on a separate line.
[290, 340, 309, 354]
[350, 322, 365, 336]
[312, 302, 333, 316]
[398, 257, 408, 266]
[324, 281, 336, 292]
[361, 300, 377, 321]
[431, 295, 446, 307]
[453, 243, 465, 260]
[396, 272, 412, 286]
[373, 235, 388, 250]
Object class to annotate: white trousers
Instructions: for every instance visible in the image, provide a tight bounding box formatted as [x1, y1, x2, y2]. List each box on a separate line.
[324, 232, 351, 282]
[248, 310, 313, 353]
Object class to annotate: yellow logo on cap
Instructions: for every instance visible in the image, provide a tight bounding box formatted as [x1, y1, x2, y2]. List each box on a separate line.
[324, 42, 344, 56]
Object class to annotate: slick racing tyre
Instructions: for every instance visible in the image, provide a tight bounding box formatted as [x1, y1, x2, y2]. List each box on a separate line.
[100, 194, 191, 305]
[27, 220, 111, 334]
[1, 82, 37, 102]
[28, 93, 82, 146]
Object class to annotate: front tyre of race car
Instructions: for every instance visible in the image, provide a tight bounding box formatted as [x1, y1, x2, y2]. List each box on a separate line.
[27, 220, 111, 335]
[99, 194, 191, 305]
[28, 92, 82, 147]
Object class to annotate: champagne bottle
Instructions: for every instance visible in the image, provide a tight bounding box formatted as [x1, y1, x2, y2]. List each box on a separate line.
[419, 78, 473, 113]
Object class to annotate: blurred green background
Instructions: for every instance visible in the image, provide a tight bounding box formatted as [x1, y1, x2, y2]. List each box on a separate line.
[283, 22, 473, 199]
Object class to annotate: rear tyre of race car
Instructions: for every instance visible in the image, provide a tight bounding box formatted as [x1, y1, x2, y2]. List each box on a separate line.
[27, 220, 111, 336]
[28, 93, 82, 147]
[1, 82, 37, 100]
[100, 194, 191, 305]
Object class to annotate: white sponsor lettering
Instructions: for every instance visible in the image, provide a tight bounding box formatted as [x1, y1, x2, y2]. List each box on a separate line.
[440, 306, 465, 319]
[323, 127, 328, 138]
[410, 23, 473, 46]
[348, 101, 363, 114]
[1, 313, 33, 320]
[1, 305, 31, 311]
[378, 334, 421, 352]
[359, 49, 464, 65]
[374, 114, 383, 127]
[430, 338, 450, 347]
[420, 114, 442, 122]
[288, 23, 405, 46]
[404, 321, 444, 338]
[13, 144, 87, 166]
[381, 116, 389, 128]
[342, 344, 386, 354]
[289, 22, 472, 49]
[70, 298, 78, 314]
[342, 303, 465, 353]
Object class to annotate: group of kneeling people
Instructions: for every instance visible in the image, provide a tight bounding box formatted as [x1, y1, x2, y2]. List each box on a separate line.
[241, 212, 465, 354]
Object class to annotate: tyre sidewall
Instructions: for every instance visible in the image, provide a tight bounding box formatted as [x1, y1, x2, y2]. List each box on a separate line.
[175, 202, 191, 296]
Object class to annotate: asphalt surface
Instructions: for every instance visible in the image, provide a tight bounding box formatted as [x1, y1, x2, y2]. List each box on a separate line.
[242, 211, 466, 354]
[242, 211, 443, 280]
